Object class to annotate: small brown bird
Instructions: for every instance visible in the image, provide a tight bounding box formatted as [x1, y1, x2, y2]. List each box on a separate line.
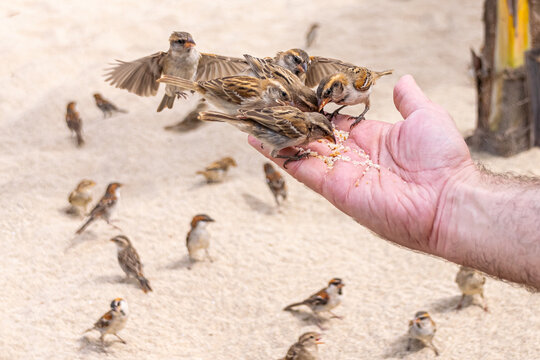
[196, 157, 237, 183]
[84, 298, 129, 346]
[66, 102, 84, 146]
[105, 31, 247, 112]
[317, 67, 393, 128]
[75, 182, 122, 235]
[93, 93, 127, 118]
[281, 332, 323, 360]
[110, 235, 152, 293]
[163, 101, 208, 132]
[198, 106, 335, 169]
[455, 266, 488, 311]
[68, 179, 96, 217]
[186, 214, 215, 267]
[284, 278, 344, 328]
[305, 23, 320, 49]
[407, 311, 439, 356]
[263, 163, 287, 206]
[271, 49, 311, 81]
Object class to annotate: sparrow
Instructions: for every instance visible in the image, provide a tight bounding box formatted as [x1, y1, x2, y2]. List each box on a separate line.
[198, 106, 335, 169]
[163, 100, 208, 132]
[111, 235, 152, 293]
[283, 278, 345, 328]
[281, 332, 323, 360]
[157, 74, 291, 114]
[186, 214, 215, 266]
[407, 311, 439, 356]
[263, 162, 287, 206]
[68, 179, 96, 217]
[271, 49, 311, 80]
[455, 266, 488, 311]
[105, 31, 247, 112]
[317, 66, 393, 128]
[84, 298, 129, 346]
[305, 23, 320, 49]
[93, 93, 127, 118]
[66, 102, 84, 147]
[196, 156, 237, 183]
[75, 182, 122, 235]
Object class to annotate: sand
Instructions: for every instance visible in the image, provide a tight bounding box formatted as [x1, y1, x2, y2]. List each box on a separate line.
[1, 0, 539, 359]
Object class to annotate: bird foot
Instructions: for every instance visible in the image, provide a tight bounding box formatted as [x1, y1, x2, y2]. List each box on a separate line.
[276, 150, 310, 169]
[349, 115, 365, 129]
[176, 91, 188, 100]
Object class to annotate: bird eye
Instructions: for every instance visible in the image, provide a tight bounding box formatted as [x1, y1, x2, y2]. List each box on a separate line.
[176, 39, 185, 44]
[324, 89, 331, 97]
[293, 56, 301, 64]
[281, 91, 288, 98]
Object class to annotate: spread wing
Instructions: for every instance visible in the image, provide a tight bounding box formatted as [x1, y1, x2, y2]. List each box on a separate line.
[105, 51, 167, 96]
[196, 53, 248, 81]
[305, 56, 355, 87]
[238, 106, 308, 140]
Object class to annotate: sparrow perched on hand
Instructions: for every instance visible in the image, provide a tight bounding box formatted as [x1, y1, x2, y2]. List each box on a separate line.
[111, 235, 152, 293]
[263, 163, 287, 206]
[281, 332, 323, 360]
[157, 74, 291, 114]
[407, 311, 439, 356]
[93, 93, 127, 118]
[84, 298, 129, 346]
[163, 100, 208, 132]
[66, 102, 84, 147]
[455, 266, 488, 311]
[196, 156, 237, 183]
[75, 182, 122, 235]
[186, 214, 215, 267]
[305, 23, 320, 49]
[198, 106, 335, 168]
[68, 179, 96, 217]
[284, 278, 344, 328]
[105, 31, 247, 112]
[317, 67, 393, 128]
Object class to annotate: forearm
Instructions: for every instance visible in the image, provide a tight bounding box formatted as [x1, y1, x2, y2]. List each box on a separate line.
[436, 167, 540, 289]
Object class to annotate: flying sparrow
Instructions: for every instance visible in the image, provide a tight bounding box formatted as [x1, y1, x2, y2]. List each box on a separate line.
[105, 31, 247, 112]
[110, 235, 152, 293]
[66, 101, 84, 147]
[283, 278, 345, 328]
[281, 332, 323, 360]
[196, 156, 237, 183]
[163, 100, 208, 132]
[84, 298, 129, 346]
[75, 182, 122, 235]
[263, 162, 287, 206]
[68, 179, 96, 217]
[407, 311, 439, 356]
[198, 106, 335, 169]
[317, 66, 393, 128]
[186, 214, 215, 267]
[93, 93, 127, 118]
[455, 266, 488, 312]
[157, 74, 291, 114]
[305, 23, 320, 49]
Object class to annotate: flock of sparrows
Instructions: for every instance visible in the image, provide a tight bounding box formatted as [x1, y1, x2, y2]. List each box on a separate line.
[63, 29, 489, 358]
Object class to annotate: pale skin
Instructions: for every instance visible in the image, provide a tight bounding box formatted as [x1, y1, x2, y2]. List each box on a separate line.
[249, 74, 540, 289]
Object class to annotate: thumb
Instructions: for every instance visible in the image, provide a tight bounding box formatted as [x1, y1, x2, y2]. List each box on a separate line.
[393, 75, 433, 119]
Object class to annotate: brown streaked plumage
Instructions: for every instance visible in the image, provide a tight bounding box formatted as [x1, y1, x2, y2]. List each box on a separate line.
[84, 298, 129, 346]
[455, 266, 488, 311]
[163, 100, 208, 132]
[263, 162, 287, 206]
[75, 182, 122, 235]
[68, 179, 96, 217]
[186, 214, 215, 267]
[110, 235, 152, 293]
[196, 156, 237, 183]
[407, 311, 439, 356]
[282, 332, 323, 360]
[66, 102, 84, 147]
[93, 93, 127, 118]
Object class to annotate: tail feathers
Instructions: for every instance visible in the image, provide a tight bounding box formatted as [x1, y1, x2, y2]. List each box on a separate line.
[137, 276, 153, 293]
[83, 326, 94, 334]
[157, 94, 175, 112]
[283, 301, 306, 311]
[157, 75, 198, 91]
[75, 131, 84, 147]
[75, 216, 94, 234]
[374, 69, 393, 79]
[198, 111, 236, 123]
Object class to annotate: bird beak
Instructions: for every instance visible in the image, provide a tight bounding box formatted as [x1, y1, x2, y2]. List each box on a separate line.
[316, 338, 324, 345]
[184, 40, 196, 48]
[325, 134, 336, 144]
[318, 98, 330, 112]
[296, 64, 307, 74]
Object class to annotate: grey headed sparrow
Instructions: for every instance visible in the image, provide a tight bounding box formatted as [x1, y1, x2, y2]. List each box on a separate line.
[157, 74, 291, 114]
[284, 278, 345, 328]
[66, 101, 84, 147]
[84, 298, 129, 346]
[243, 54, 318, 112]
[455, 266, 488, 312]
[271, 48, 311, 81]
[305, 23, 320, 49]
[164, 100, 208, 132]
[186, 214, 215, 267]
[263, 162, 287, 206]
[68, 179, 96, 217]
[93, 93, 127, 118]
[111, 235, 152, 293]
[75, 182, 122, 235]
[281, 332, 323, 360]
[198, 106, 335, 169]
[407, 311, 439, 356]
[105, 31, 247, 112]
[196, 156, 237, 183]
[317, 67, 393, 128]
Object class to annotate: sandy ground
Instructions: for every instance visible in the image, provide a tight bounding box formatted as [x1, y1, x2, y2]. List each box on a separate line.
[1, 0, 540, 359]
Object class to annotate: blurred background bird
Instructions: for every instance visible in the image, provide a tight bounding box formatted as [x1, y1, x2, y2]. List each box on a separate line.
[407, 311, 439, 356]
[163, 100, 208, 132]
[65, 101, 84, 147]
[455, 266, 488, 311]
[196, 156, 237, 183]
[93, 93, 127, 118]
[263, 162, 287, 207]
[281, 332, 323, 360]
[111, 235, 153, 293]
[67, 179, 96, 217]
[305, 23, 320, 49]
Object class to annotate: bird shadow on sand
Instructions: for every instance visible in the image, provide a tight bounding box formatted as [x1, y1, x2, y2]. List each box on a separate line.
[383, 335, 424, 359]
[164, 256, 194, 270]
[282, 308, 331, 330]
[241, 193, 275, 215]
[428, 295, 463, 314]
[59, 206, 83, 219]
[78, 335, 124, 355]
[64, 231, 99, 253]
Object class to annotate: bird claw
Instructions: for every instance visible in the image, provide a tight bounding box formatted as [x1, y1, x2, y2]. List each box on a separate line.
[349, 115, 365, 129]
[176, 91, 188, 100]
[278, 150, 310, 169]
